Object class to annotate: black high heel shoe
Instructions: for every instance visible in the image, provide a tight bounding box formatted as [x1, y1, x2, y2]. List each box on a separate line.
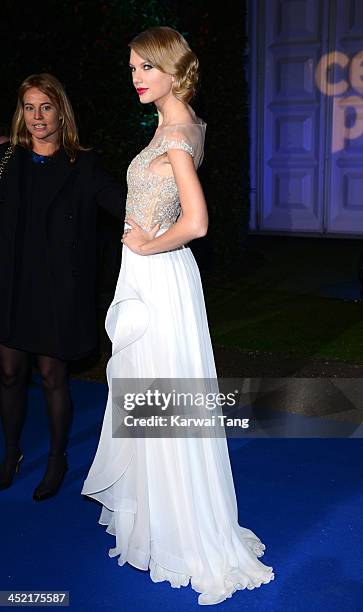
[33, 452, 68, 502]
[0, 448, 24, 490]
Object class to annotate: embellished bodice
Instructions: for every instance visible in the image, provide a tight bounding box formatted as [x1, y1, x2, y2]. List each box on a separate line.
[126, 121, 206, 232]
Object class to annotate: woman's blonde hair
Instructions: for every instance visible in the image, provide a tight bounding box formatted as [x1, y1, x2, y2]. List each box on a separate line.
[129, 26, 199, 103]
[11, 73, 86, 161]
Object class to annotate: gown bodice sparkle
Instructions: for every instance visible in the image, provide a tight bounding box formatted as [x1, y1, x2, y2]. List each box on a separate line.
[125, 121, 206, 232]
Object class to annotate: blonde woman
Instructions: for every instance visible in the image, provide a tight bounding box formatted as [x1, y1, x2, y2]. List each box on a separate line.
[82, 27, 274, 605]
[0, 73, 125, 501]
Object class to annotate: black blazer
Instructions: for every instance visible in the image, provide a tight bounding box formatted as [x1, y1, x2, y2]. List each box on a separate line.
[0, 143, 126, 359]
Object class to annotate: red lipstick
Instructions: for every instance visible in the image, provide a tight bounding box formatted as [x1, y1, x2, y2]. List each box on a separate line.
[136, 88, 149, 95]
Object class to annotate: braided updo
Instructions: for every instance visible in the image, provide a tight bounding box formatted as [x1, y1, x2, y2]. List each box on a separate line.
[129, 26, 199, 104]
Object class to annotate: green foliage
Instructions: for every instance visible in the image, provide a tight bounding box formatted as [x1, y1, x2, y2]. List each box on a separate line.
[0, 0, 179, 175]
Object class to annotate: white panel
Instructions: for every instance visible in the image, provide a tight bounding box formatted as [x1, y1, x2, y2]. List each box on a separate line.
[325, 0, 363, 234]
[274, 53, 316, 100]
[262, 168, 320, 231]
[259, 0, 327, 232]
[340, 0, 363, 38]
[275, 113, 313, 155]
[271, 0, 321, 42]
[344, 173, 363, 209]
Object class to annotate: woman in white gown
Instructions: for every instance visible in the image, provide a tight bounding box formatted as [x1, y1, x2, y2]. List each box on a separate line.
[81, 26, 274, 605]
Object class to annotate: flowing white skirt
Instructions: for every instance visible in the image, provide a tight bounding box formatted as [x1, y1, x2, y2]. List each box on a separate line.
[81, 241, 274, 605]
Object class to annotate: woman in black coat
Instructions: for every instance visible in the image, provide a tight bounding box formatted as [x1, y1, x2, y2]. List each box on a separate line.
[0, 73, 125, 501]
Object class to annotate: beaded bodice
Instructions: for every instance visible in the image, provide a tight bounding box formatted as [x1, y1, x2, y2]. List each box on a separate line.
[126, 121, 206, 232]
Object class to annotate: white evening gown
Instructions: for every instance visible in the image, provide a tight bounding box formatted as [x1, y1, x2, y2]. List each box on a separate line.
[81, 118, 274, 605]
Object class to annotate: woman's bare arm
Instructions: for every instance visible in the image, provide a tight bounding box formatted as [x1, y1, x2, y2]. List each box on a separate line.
[122, 147, 208, 255]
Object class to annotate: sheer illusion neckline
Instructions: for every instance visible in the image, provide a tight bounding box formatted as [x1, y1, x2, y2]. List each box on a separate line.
[146, 120, 206, 150]
[156, 121, 206, 130]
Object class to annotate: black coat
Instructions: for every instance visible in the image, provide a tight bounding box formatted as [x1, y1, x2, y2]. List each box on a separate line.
[0, 143, 126, 359]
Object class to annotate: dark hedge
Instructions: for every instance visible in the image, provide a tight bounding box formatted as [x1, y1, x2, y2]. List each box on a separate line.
[0, 0, 249, 288]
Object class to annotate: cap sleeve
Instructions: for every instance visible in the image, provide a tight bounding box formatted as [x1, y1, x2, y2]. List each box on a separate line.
[160, 123, 206, 168]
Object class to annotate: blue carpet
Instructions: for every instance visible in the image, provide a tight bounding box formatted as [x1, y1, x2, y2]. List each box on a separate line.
[0, 376, 362, 611]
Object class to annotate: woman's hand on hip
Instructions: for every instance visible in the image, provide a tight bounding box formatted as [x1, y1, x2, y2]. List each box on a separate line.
[121, 217, 161, 255]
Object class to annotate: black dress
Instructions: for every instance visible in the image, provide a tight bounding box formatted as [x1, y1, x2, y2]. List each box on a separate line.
[6, 151, 69, 357]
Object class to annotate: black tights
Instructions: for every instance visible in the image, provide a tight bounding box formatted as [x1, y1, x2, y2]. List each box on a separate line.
[0, 344, 73, 456]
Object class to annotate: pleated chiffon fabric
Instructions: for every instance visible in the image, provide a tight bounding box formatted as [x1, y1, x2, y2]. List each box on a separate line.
[81, 120, 274, 605]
